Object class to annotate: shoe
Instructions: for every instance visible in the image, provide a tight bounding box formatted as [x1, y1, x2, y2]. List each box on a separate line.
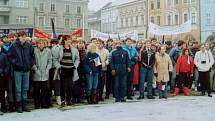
[22, 106, 30, 112]
[208, 93, 212, 97]
[87, 96, 92, 104]
[16, 102, 23, 113]
[152, 89, 157, 96]
[8, 102, 15, 112]
[56, 96, 61, 105]
[67, 101, 72, 106]
[0, 102, 7, 113]
[115, 99, 120, 102]
[183, 87, 190, 96]
[92, 94, 98, 104]
[137, 96, 144, 100]
[121, 99, 126, 102]
[147, 96, 155, 99]
[127, 97, 133, 100]
[172, 88, 180, 96]
[61, 101, 66, 107]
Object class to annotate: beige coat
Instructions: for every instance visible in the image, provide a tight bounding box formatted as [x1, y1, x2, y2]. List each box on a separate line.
[97, 48, 109, 71]
[154, 53, 173, 82]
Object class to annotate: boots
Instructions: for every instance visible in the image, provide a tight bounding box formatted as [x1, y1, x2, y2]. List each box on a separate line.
[172, 88, 180, 96]
[0, 103, 4, 115]
[16, 102, 23, 113]
[87, 96, 92, 104]
[183, 87, 190, 96]
[92, 94, 98, 104]
[0, 102, 6, 113]
[22, 101, 30, 112]
[8, 102, 15, 112]
[56, 96, 61, 105]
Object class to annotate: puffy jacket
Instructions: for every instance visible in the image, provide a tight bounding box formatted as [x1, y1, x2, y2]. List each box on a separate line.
[123, 45, 138, 65]
[8, 39, 34, 72]
[84, 52, 102, 74]
[176, 55, 194, 74]
[110, 46, 131, 75]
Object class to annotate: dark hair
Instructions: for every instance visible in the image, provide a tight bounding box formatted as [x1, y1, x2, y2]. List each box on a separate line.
[165, 41, 172, 46]
[177, 40, 185, 47]
[90, 38, 97, 42]
[57, 34, 63, 40]
[125, 37, 132, 42]
[182, 48, 189, 55]
[158, 45, 166, 52]
[151, 38, 157, 42]
[61, 35, 70, 46]
[98, 39, 104, 45]
[50, 38, 59, 45]
[107, 39, 113, 42]
[17, 31, 27, 37]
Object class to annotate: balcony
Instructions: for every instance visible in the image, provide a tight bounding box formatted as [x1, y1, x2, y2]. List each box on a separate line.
[0, 5, 11, 13]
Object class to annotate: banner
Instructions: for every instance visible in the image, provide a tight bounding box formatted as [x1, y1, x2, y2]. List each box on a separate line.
[149, 20, 192, 35]
[71, 28, 83, 37]
[34, 28, 51, 38]
[0, 28, 33, 37]
[91, 30, 138, 41]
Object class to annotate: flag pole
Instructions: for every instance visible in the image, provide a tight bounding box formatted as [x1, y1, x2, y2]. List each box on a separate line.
[82, 12, 85, 41]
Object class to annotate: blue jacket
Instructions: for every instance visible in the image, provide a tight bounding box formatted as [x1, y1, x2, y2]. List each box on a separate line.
[110, 46, 131, 75]
[84, 52, 102, 74]
[122, 45, 138, 65]
[8, 39, 34, 72]
[169, 47, 182, 66]
[0, 48, 9, 75]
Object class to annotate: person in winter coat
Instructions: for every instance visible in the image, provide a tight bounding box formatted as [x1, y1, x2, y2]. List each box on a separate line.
[154, 45, 173, 99]
[55, 35, 80, 106]
[194, 44, 214, 97]
[0, 39, 9, 115]
[97, 39, 109, 101]
[110, 41, 131, 102]
[138, 40, 156, 99]
[8, 31, 34, 113]
[174, 48, 194, 96]
[122, 38, 138, 100]
[84, 43, 102, 104]
[32, 39, 52, 109]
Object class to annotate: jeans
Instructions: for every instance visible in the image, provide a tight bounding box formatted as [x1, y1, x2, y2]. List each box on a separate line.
[157, 82, 168, 98]
[114, 73, 127, 101]
[98, 71, 107, 96]
[86, 73, 99, 96]
[14, 71, 30, 102]
[139, 67, 154, 97]
[127, 65, 134, 97]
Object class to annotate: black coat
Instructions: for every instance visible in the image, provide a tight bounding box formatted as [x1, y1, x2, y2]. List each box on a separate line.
[8, 39, 34, 72]
[140, 49, 156, 68]
[0, 49, 9, 75]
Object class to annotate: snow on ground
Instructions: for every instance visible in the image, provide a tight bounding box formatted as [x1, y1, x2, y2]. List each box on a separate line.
[1, 95, 215, 121]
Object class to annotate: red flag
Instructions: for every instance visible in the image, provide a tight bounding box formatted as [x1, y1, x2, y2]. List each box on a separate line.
[71, 28, 83, 37]
[34, 28, 51, 38]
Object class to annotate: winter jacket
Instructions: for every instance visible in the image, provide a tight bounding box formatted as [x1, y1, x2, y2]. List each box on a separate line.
[176, 55, 194, 74]
[169, 47, 183, 66]
[110, 46, 131, 75]
[122, 45, 138, 65]
[52, 45, 80, 81]
[84, 52, 102, 74]
[194, 50, 214, 72]
[97, 48, 109, 71]
[139, 48, 156, 68]
[154, 53, 173, 82]
[0, 48, 9, 75]
[32, 47, 52, 81]
[8, 39, 34, 72]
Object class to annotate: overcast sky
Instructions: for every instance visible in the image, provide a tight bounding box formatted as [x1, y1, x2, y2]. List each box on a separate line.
[88, 0, 115, 11]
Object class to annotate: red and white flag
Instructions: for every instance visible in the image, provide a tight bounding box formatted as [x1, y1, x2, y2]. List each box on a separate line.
[94, 57, 102, 67]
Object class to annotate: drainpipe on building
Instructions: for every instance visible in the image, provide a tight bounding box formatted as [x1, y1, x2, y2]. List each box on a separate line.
[145, 0, 149, 39]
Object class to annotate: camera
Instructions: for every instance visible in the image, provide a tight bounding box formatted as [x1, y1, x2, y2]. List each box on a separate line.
[201, 61, 206, 64]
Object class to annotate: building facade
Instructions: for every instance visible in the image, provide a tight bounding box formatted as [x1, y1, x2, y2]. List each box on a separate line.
[200, 0, 215, 42]
[148, 0, 200, 43]
[88, 10, 101, 32]
[0, 0, 89, 36]
[117, 0, 147, 40]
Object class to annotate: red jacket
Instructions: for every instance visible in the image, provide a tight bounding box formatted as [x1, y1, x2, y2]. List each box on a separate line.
[176, 55, 194, 74]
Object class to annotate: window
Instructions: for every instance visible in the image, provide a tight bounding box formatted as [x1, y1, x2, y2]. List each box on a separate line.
[168, 15, 171, 25]
[77, 6, 81, 14]
[184, 13, 188, 22]
[184, 0, 189, 4]
[77, 18, 81, 27]
[175, 14, 179, 24]
[65, 4, 70, 13]
[157, 16, 160, 25]
[38, 16, 45, 26]
[65, 18, 70, 27]
[39, 3, 44, 12]
[206, 13, 211, 25]
[51, 4, 56, 12]
[157, 0, 160, 9]
[175, 0, 179, 4]
[191, 13, 196, 24]
[151, 1, 154, 9]
[151, 17, 154, 23]
[191, 0, 196, 3]
[16, 16, 28, 24]
[16, 0, 28, 8]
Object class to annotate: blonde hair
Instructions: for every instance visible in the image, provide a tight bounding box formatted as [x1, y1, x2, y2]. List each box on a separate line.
[87, 43, 97, 53]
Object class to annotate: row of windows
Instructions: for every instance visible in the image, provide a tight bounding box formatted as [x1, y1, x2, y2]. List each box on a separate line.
[120, 15, 145, 28]
[206, 13, 215, 25]
[39, 3, 82, 14]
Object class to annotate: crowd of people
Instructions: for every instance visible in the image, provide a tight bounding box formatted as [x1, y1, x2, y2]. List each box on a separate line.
[0, 31, 215, 115]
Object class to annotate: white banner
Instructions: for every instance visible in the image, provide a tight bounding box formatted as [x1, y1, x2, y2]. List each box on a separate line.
[91, 30, 138, 41]
[149, 20, 192, 35]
